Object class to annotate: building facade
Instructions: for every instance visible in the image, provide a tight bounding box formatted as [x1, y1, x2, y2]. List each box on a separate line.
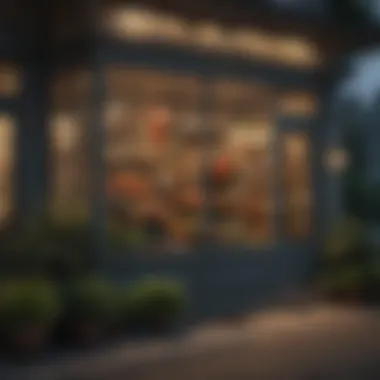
[0, 0, 370, 319]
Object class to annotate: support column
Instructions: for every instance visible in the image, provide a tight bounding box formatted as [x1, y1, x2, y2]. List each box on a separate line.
[16, 3, 50, 221]
[89, 1, 108, 271]
[17, 59, 49, 220]
[319, 61, 351, 235]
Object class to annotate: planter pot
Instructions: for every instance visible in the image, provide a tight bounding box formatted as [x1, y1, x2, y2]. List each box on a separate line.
[3, 324, 50, 361]
[127, 317, 179, 338]
[363, 284, 380, 305]
[326, 289, 364, 306]
[74, 322, 108, 346]
[58, 321, 108, 347]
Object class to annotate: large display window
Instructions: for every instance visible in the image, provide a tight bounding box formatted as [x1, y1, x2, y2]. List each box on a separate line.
[106, 67, 205, 250]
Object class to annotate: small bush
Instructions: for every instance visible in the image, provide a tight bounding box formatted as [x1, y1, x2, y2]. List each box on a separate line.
[0, 214, 93, 280]
[0, 279, 60, 332]
[124, 276, 187, 332]
[57, 276, 121, 345]
[319, 266, 366, 299]
[61, 276, 120, 325]
[318, 217, 378, 302]
[322, 217, 369, 273]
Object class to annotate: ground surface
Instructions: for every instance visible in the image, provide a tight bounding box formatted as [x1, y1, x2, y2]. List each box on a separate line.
[125, 305, 380, 380]
[2, 304, 380, 380]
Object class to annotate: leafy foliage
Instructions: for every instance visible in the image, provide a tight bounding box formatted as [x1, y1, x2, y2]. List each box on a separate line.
[124, 276, 187, 330]
[61, 276, 120, 324]
[0, 215, 94, 280]
[319, 217, 378, 301]
[0, 279, 60, 330]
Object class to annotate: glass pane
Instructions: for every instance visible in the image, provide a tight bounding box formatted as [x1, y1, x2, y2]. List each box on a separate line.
[282, 132, 312, 238]
[0, 114, 15, 225]
[49, 69, 91, 219]
[208, 81, 276, 245]
[106, 67, 204, 251]
[0, 63, 22, 97]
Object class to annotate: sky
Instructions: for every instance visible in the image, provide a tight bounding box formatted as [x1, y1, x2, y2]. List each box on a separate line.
[342, 51, 380, 107]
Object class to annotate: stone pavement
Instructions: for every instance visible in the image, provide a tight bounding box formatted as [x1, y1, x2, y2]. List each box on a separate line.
[2, 304, 380, 380]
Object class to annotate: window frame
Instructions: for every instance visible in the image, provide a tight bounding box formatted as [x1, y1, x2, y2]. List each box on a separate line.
[275, 114, 316, 245]
[0, 107, 17, 227]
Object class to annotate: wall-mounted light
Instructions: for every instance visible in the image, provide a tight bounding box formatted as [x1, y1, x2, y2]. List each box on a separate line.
[324, 148, 349, 173]
[102, 5, 323, 69]
[0, 63, 21, 97]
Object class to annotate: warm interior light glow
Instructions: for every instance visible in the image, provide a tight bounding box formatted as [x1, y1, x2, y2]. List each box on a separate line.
[275, 36, 320, 67]
[0, 63, 21, 97]
[102, 5, 322, 69]
[193, 22, 225, 49]
[51, 114, 81, 153]
[324, 148, 349, 172]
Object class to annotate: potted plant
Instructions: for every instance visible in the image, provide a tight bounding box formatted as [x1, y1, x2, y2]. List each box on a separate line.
[363, 261, 380, 304]
[0, 279, 60, 360]
[317, 217, 375, 304]
[58, 276, 120, 346]
[319, 266, 366, 304]
[0, 213, 94, 281]
[123, 276, 187, 335]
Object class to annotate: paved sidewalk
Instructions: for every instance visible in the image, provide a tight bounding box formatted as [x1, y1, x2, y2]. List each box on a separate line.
[2, 304, 380, 380]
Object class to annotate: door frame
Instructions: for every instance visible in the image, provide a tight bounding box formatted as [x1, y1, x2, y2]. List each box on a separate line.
[275, 114, 318, 249]
[0, 101, 18, 224]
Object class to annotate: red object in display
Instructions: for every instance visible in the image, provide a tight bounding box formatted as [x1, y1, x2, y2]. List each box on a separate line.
[178, 188, 203, 209]
[108, 172, 149, 199]
[147, 107, 171, 143]
[212, 155, 232, 181]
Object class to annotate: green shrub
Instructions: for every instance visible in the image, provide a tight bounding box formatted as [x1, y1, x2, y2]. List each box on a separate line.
[124, 277, 187, 330]
[320, 266, 366, 297]
[323, 217, 366, 264]
[0, 279, 60, 331]
[0, 214, 93, 279]
[2, 212, 97, 280]
[318, 217, 376, 301]
[61, 276, 120, 325]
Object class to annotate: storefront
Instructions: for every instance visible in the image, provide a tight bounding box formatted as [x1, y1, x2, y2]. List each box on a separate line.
[0, 1, 356, 318]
